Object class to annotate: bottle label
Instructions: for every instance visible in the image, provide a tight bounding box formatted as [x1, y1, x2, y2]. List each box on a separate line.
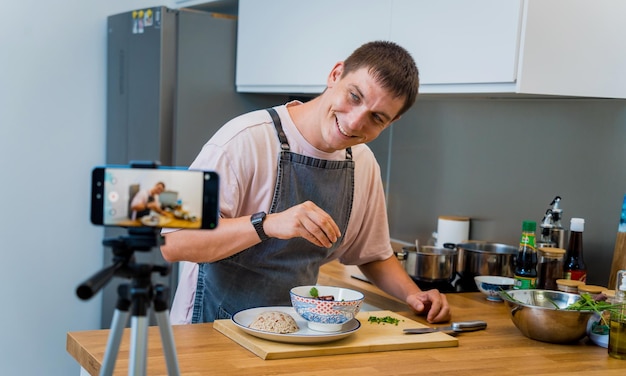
[520, 232, 536, 249]
[565, 270, 587, 282]
[514, 276, 537, 289]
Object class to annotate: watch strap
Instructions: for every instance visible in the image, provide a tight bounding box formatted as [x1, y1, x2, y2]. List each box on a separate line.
[251, 212, 269, 241]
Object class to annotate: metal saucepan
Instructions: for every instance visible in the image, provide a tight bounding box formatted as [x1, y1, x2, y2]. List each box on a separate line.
[401, 245, 458, 282]
[453, 241, 517, 278]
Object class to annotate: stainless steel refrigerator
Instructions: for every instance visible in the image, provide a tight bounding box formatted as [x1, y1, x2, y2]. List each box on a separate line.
[103, 6, 287, 328]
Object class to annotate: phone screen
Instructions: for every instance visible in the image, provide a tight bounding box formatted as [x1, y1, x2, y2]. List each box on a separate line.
[91, 166, 219, 229]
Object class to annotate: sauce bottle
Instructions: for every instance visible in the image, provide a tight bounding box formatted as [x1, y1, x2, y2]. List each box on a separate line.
[514, 220, 537, 289]
[563, 218, 587, 282]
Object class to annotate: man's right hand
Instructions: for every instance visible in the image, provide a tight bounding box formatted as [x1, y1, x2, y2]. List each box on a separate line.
[264, 200, 340, 248]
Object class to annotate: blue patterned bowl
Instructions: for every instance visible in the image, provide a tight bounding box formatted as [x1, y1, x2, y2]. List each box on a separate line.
[474, 276, 516, 301]
[290, 285, 364, 332]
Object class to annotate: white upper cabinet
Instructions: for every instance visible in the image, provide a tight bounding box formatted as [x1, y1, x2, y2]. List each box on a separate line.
[390, 0, 522, 90]
[236, 0, 626, 98]
[236, 0, 392, 94]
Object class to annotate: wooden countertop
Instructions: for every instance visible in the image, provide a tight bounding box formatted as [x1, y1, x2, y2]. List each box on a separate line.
[67, 261, 626, 375]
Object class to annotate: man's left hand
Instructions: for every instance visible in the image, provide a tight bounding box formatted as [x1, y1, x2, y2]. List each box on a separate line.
[406, 290, 451, 323]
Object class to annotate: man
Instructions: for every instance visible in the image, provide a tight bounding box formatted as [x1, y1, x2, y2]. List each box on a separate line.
[161, 41, 451, 324]
[130, 182, 169, 219]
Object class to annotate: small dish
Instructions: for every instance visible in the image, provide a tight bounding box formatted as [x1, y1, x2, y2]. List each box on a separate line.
[586, 312, 609, 348]
[474, 276, 515, 302]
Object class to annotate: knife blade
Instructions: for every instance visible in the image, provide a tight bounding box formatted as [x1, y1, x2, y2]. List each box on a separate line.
[403, 320, 487, 334]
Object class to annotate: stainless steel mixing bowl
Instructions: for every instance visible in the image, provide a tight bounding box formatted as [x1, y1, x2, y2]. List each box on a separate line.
[500, 289, 595, 343]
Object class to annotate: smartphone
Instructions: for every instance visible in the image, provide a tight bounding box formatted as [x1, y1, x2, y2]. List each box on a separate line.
[91, 165, 219, 229]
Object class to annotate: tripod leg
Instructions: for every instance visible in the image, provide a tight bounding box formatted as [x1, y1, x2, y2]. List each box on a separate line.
[100, 295, 131, 376]
[129, 314, 149, 376]
[154, 285, 180, 376]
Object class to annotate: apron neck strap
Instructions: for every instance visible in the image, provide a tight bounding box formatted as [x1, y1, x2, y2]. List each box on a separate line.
[266, 108, 352, 159]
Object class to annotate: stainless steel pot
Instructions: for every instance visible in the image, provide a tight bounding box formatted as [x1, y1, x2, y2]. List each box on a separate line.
[454, 241, 517, 278]
[402, 245, 457, 282]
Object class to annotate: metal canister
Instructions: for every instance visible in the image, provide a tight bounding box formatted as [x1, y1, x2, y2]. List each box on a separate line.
[537, 247, 565, 290]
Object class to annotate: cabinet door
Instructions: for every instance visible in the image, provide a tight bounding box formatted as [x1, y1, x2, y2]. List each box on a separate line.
[390, 0, 522, 86]
[518, 0, 626, 98]
[236, 0, 392, 93]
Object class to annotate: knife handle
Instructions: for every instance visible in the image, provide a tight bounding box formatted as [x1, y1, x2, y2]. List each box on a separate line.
[451, 320, 487, 332]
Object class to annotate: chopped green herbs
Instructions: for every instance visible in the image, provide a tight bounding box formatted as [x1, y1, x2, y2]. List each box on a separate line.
[309, 287, 319, 298]
[368, 315, 403, 325]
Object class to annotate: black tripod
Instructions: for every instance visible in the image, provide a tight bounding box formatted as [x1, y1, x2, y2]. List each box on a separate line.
[77, 228, 180, 376]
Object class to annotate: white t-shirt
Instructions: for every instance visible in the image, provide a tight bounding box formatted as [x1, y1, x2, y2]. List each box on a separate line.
[170, 103, 393, 324]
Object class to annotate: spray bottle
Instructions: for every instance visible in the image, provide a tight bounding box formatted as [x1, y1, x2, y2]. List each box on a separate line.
[609, 270, 626, 359]
[549, 196, 566, 248]
[537, 209, 556, 248]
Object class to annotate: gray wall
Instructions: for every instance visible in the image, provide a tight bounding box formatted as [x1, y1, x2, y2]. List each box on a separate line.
[369, 97, 626, 287]
[0, 1, 164, 375]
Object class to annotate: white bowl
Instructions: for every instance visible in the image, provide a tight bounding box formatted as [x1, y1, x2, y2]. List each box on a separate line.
[586, 312, 609, 348]
[474, 276, 516, 301]
[290, 285, 364, 332]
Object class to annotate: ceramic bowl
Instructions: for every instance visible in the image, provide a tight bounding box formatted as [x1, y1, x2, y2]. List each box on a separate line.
[500, 289, 595, 343]
[290, 285, 364, 332]
[474, 276, 516, 301]
[586, 312, 609, 348]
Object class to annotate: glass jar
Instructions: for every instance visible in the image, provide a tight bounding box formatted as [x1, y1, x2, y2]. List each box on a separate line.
[537, 247, 565, 290]
[578, 284, 606, 296]
[556, 279, 584, 293]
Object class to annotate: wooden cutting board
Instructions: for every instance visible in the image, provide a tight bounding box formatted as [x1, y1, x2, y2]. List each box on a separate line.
[213, 310, 458, 360]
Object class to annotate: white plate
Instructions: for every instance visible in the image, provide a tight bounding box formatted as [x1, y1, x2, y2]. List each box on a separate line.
[231, 306, 361, 344]
[140, 215, 171, 227]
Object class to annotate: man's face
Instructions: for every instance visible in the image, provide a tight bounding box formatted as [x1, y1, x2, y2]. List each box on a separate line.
[153, 184, 165, 195]
[317, 63, 405, 152]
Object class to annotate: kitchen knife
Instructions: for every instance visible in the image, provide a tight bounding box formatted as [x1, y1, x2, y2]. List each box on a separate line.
[403, 320, 487, 334]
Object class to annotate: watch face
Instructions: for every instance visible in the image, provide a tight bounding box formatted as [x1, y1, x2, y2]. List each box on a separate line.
[252, 212, 266, 223]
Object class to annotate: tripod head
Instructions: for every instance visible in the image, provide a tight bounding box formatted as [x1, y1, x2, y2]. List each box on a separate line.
[76, 227, 169, 300]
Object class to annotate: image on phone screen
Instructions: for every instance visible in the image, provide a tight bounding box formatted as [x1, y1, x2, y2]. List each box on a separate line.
[91, 166, 218, 229]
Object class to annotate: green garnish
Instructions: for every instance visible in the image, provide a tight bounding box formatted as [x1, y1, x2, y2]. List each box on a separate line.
[368, 315, 403, 325]
[565, 293, 620, 325]
[309, 287, 319, 298]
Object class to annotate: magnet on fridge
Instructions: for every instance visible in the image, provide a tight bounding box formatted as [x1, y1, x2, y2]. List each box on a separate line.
[137, 10, 144, 33]
[132, 10, 138, 34]
[144, 9, 153, 27]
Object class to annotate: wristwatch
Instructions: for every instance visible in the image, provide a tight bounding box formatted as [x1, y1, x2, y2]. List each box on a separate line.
[251, 211, 269, 241]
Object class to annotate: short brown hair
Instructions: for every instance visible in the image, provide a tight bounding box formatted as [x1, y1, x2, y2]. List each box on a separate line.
[342, 41, 419, 118]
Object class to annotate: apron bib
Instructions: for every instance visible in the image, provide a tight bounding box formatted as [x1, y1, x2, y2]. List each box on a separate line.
[192, 108, 354, 322]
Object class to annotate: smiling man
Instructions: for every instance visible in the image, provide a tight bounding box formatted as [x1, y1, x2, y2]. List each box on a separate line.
[161, 41, 451, 325]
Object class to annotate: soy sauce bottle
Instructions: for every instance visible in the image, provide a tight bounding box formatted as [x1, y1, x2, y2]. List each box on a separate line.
[563, 218, 587, 282]
[514, 220, 538, 289]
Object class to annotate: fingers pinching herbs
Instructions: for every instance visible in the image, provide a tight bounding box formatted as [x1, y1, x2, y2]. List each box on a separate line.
[264, 201, 340, 248]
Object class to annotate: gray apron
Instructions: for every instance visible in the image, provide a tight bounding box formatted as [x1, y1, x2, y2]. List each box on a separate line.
[191, 108, 355, 322]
